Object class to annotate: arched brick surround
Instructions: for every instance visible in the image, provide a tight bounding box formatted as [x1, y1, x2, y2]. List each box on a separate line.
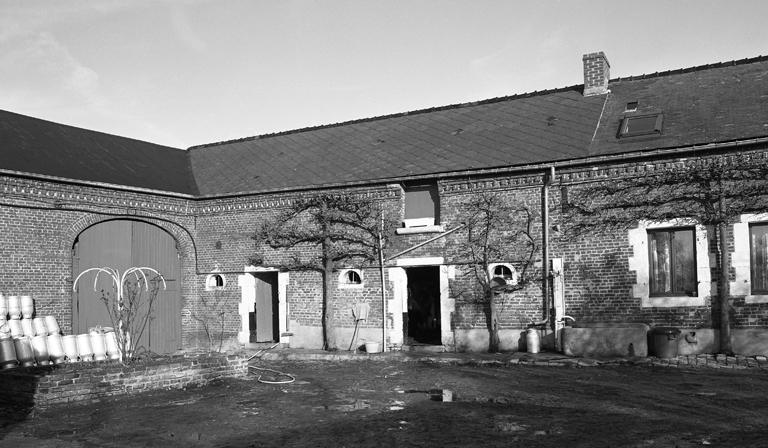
[63, 213, 196, 258]
[64, 213, 200, 348]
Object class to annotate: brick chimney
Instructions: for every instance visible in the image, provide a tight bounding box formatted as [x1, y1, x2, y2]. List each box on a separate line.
[582, 52, 610, 96]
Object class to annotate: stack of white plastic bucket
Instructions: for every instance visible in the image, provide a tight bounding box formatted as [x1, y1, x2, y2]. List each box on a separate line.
[0, 292, 121, 369]
[65, 326, 120, 363]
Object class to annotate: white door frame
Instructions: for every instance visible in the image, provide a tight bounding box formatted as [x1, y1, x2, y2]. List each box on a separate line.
[391, 257, 455, 347]
[238, 266, 289, 345]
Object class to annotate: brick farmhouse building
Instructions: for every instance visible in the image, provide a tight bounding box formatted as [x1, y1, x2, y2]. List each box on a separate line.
[2, 52, 768, 357]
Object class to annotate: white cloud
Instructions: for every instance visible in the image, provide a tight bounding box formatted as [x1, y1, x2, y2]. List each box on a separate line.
[0, 31, 104, 111]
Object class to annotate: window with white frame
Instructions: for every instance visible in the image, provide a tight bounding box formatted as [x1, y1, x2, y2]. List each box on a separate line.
[733, 214, 768, 303]
[749, 223, 768, 295]
[488, 263, 517, 289]
[205, 273, 226, 291]
[647, 227, 697, 297]
[338, 269, 364, 289]
[628, 220, 709, 307]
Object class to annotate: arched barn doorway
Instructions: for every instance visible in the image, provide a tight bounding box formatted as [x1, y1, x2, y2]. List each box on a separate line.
[72, 220, 182, 355]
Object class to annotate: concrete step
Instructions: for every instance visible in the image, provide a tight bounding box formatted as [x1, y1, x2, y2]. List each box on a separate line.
[401, 344, 445, 353]
[245, 342, 284, 350]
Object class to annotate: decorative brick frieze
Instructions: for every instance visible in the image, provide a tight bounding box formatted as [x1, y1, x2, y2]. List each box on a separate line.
[0, 176, 192, 215]
[195, 185, 398, 215]
[441, 175, 544, 194]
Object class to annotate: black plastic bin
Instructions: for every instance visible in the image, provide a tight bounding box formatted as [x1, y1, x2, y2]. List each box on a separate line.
[652, 327, 680, 358]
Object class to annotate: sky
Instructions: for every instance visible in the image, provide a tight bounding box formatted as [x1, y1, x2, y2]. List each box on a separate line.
[2, 0, 767, 149]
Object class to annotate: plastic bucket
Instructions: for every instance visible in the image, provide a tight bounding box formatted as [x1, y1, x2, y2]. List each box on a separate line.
[20, 319, 36, 338]
[0, 293, 7, 318]
[33, 317, 47, 336]
[7, 319, 22, 338]
[0, 337, 17, 369]
[62, 335, 79, 362]
[47, 333, 66, 365]
[526, 328, 540, 354]
[14, 336, 35, 367]
[90, 332, 107, 361]
[104, 331, 120, 360]
[20, 296, 34, 319]
[652, 327, 680, 358]
[364, 341, 381, 354]
[45, 316, 61, 335]
[31, 335, 50, 365]
[76, 334, 94, 362]
[7, 296, 20, 320]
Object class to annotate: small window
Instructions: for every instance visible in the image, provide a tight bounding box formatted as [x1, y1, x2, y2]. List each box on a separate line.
[205, 273, 225, 291]
[625, 102, 638, 112]
[647, 228, 696, 296]
[493, 265, 514, 279]
[750, 223, 768, 294]
[489, 263, 517, 285]
[403, 182, 439, 227]
[619, 113, 663, 138]
[345, 271, 361, 284]
[338, 269, 364, 288]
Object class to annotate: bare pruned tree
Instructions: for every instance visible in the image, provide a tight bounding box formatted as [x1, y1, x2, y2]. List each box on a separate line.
[249, 193, 397, 350]
[456, 191, 541, 353]
[563, 152, 768, 354]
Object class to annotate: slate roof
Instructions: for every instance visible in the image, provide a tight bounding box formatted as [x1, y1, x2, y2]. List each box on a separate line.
[188, 88, 606, 196]
[590, 56, 768, 157]
[2, 55, 767, 197]
[0, 110, 197, 195]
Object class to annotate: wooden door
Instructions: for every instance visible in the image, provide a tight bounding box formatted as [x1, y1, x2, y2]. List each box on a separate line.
[131, 222, 182, 354]
[72, 221, 132, 333]
[253, 272, 278, 342]
[72, 220, 181, 354]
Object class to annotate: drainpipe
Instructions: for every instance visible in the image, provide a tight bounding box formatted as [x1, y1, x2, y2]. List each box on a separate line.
[378, 216, 387, 352]
[532, 166, 554, 326]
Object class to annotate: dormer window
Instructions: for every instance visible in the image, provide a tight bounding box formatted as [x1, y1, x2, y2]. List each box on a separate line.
[619, 113, 664, 138]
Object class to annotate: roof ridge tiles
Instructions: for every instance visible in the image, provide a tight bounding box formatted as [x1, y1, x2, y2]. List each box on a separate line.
[611, 54, 767, 83]
[186, 85, 586, 150]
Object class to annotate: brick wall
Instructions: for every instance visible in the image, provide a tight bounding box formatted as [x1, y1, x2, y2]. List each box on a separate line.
[0, 354, 247, 407]
[0, 176, 201, 347]
[4, 148, 768, 354]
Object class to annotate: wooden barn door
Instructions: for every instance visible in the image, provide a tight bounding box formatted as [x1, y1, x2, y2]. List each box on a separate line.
[72, 221, 132, 334]
[72, 220, 181, 355]
[131, 222, 182, 354]
[251, 272, 278, 342]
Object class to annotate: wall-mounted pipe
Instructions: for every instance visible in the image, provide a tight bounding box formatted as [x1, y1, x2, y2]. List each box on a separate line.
[532, 166, 554, 326]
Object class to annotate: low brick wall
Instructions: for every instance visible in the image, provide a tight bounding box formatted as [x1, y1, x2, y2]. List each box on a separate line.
[0, 354, 248, 408]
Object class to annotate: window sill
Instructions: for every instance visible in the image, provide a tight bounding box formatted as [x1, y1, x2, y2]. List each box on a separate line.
[745, 294, 768, 304]
[396, 226, 444, 235]
[641, 295, 704, 308]
[338, 283, 364, 290]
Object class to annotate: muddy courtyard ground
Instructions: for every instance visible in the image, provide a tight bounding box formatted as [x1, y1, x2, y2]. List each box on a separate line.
[1, 359, 767, 447]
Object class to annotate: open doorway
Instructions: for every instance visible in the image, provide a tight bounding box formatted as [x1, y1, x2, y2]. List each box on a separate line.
[404, 266, 441, 345]
[250, 272, 279, 343]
